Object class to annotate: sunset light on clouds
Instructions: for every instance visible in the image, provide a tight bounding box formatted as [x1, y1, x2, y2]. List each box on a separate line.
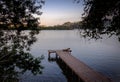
[40, 0, 84, 26]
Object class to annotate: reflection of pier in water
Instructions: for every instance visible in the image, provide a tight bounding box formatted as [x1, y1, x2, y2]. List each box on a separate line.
[48, 51, 80, 82]
[48, 48, 112, 82]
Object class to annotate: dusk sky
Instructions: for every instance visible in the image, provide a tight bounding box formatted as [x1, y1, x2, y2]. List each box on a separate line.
[40, 0, 84, 26]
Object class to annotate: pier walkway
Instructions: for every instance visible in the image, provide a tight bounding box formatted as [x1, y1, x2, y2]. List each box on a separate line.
[48, 48, 112, 82]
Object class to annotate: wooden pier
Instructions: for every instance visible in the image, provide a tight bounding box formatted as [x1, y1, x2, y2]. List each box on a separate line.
[48, 48, 112, 82]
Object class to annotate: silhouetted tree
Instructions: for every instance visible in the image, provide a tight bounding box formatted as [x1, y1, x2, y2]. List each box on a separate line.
[0, 30, 44, 82]
[75, 0, 120, 40]
[0, 0, 45, 29]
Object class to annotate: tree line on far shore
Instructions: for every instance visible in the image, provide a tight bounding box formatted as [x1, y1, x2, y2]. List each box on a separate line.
[39, 21, 82, 30]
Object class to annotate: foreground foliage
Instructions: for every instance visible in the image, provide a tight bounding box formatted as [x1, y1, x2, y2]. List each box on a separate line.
[75, 0, 120, 40]
[0, 30, 44, 82]
[0, 0, 45, 29]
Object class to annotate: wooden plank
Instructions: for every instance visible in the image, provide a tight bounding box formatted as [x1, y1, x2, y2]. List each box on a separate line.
[49, 49, 112, 82]
[48, 50, 56, 56]
[48, 50, 56, 53]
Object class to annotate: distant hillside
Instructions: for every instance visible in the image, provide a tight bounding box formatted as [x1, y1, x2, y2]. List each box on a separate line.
[39, 21, 82, 30]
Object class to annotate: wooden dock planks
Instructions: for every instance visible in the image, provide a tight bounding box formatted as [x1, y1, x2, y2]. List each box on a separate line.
[48, 49, 112, 82]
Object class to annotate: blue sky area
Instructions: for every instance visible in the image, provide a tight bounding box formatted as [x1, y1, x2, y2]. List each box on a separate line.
[40, 0, 84, 26]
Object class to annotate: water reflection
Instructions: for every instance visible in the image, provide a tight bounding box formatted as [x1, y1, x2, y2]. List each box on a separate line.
[48, 55, 82, 82]
[34, 30, 120, 82]
[0, 30, 44, 82]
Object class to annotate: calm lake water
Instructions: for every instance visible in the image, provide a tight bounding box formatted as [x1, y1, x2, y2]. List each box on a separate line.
[19, 30, 120, 82]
